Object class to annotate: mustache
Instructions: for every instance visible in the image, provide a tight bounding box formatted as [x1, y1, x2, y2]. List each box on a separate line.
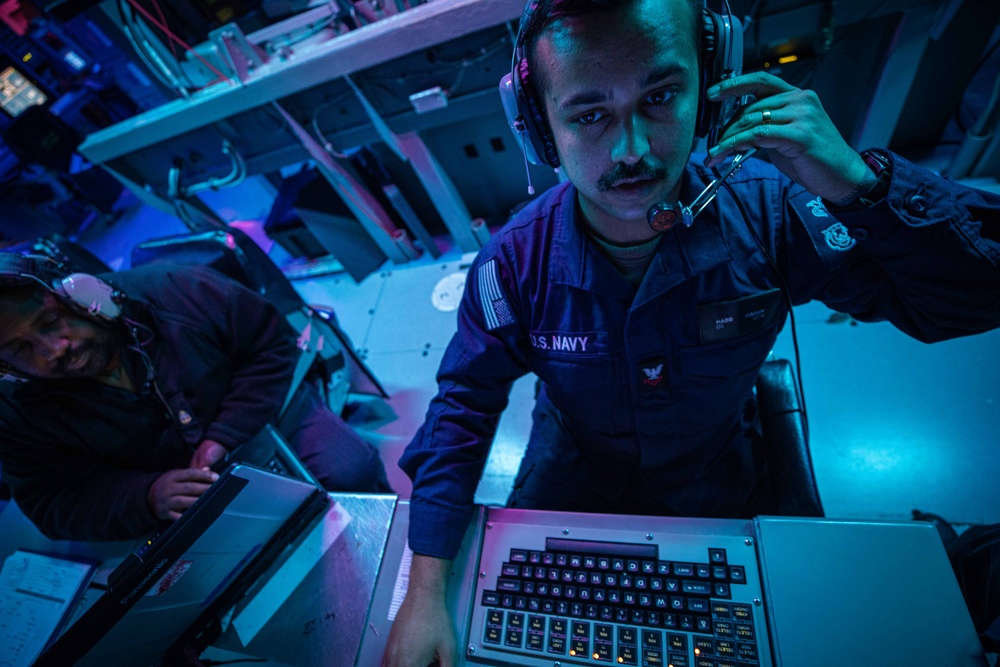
[53, 345, 82, 375]
[597, 161, 666, 192]
[55, 340, 100, 375]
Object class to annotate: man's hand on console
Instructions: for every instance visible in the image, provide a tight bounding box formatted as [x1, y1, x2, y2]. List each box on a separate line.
[189, 439, 228, 471]
[148, 468, 219, 522]
[382, 554, 457, 667]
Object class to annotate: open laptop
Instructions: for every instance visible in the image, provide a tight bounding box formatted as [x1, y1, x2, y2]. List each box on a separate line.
[33, 464, 329, 667]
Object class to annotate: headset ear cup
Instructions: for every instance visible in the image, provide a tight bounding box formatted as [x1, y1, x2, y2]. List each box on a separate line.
[53, 273, 122, 322]
[501, 0, 559, 168]
[515, 59, 561, 168]
[499, 72, 537, 163]
[696, 8, 727, 139]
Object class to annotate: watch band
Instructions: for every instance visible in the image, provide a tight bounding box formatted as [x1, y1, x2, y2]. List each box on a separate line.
[827, 148, 893, 212]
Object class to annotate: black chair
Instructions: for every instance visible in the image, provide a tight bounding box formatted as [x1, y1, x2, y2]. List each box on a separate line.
[131, 228, 305, 316]
[756, 358, 824, 517]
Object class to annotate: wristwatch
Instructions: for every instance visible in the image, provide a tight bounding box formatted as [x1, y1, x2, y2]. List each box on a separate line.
[827, 148, 893, 211]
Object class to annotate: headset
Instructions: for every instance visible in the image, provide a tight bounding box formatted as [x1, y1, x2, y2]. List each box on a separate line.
[496, 0, 809, 426]
[0, 252, 124, 322]
[0, 251, 125, 381]
[498, 0, 746, 171]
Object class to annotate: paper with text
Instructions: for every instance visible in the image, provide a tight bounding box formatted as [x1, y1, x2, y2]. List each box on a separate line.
[0, 551, 94, 667]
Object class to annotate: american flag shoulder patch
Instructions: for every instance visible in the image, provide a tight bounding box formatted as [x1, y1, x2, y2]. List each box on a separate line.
[477, 258, 516, 330]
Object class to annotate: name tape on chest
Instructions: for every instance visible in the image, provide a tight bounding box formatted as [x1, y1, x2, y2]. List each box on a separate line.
[697, 289, 782, 344]
[529, 331, 609, 356]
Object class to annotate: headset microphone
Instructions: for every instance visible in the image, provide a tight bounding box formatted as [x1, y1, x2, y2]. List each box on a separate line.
[647, 148, 755, 232]
[645, 0, 751, 232]
[499, 72, 538, 195]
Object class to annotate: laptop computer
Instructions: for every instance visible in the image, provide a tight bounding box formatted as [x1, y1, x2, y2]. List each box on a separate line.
[33, 464, 329, 667]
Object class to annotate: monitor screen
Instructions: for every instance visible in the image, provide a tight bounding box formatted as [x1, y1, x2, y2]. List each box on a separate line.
[0, 66, 48, 118]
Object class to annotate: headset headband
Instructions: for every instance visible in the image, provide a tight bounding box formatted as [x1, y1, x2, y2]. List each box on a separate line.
[0, 254, 50, 287]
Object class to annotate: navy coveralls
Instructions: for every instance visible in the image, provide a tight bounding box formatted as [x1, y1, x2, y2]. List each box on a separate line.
[0, 264, 388, 540]
[401, 152, 1000, 559]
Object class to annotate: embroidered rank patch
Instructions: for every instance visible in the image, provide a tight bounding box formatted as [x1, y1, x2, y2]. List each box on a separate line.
[789, 190, 860, 268]
[635, 355, 669, 392]
[641, 362, 665, 387]
[477, 259, 516, 330]
[820, 222, 856, 251]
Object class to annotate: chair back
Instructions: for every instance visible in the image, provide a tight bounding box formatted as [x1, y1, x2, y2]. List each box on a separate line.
[756, 358, 824, 517]
[130, 228, 386, 402]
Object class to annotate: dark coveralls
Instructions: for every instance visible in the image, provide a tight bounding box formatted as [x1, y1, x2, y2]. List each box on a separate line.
[0, 263, 388, 540]
[399, 152, 1000, 560]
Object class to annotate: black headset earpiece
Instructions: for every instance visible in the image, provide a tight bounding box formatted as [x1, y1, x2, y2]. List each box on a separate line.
[696, 5, 744, 146]
[499, 0, 743, 169]
[695, 7, 724, 140]
[0, 252, 123, 322]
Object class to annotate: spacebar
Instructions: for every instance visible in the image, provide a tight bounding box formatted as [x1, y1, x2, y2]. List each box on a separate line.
[545, 537, 658, 559]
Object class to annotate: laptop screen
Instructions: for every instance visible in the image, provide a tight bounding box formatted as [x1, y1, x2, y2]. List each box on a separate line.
[34, 465, 328, 667]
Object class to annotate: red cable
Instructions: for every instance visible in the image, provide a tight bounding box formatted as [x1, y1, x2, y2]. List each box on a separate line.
[148, 0, 177, 59]
[123, 0, 234, 84]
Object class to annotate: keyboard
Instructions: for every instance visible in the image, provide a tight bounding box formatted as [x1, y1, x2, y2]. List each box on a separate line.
[211, 424, 321, 488]
[466, 511, 771, 667]
[260, 454, 294, 477]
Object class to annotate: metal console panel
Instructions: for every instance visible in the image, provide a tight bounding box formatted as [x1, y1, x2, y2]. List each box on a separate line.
[78, 0, 523, 166]
[210, 493, 398, 666]
[78, 0, 527, 255]
[464, 508, 772, 667]
[356, 502, 488, 666]
[754, 517, 986, 667]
